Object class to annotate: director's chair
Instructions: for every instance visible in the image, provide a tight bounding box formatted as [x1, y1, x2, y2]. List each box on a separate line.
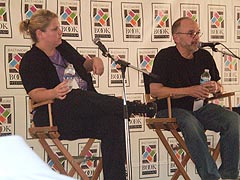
[28, 98, 103, 180]
[143, 73, 234, 180]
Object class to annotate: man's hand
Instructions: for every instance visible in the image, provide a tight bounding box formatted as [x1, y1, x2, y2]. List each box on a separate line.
[188, 85, 210, 99]
[201, 81, 219, 94]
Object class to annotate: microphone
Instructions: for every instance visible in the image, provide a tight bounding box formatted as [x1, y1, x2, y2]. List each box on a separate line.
[93, 38, 109, 57]
[198, 42, 221, 48]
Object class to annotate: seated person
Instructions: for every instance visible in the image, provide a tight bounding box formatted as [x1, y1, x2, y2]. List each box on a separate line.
[150, 17, 239, 180]
[19, 9, 155, 180]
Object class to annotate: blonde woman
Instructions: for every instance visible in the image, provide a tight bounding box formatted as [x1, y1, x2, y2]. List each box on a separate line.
[19, 9, 156, 180]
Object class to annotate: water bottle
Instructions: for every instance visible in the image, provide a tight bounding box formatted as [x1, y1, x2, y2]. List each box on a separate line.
[63, 64, 75, 90]
[200, 69, 211, 84]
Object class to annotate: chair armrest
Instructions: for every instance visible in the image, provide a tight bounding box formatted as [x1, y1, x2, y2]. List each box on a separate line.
[206, 92, 235, 102]
[145, 93, 172, 103]
[31, 100, 54, 109]
[145, 93, 173, 118]
[156, 94, 173, 100]
[206, 92, 235, 111]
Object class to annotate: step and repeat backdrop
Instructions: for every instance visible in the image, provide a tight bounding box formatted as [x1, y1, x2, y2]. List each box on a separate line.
[0, 0, 240, 179]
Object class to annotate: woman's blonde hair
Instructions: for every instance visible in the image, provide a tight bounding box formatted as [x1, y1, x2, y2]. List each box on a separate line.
[19, 9, 58, 43]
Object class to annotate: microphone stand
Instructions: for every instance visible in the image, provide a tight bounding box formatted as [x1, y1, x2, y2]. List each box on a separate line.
[102, 52, 156, 180]
[212, 46, 240, 60]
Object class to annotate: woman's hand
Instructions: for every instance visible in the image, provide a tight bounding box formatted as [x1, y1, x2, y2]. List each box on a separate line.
[92, 57, 104, 75]
[28, 81, 70, 102]
[83, 57, 104, 75]
[53, 81, 70, 100]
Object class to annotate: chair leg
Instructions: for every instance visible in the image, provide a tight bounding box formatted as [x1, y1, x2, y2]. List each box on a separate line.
[68, 138, 99, 178]
[172, 154, 191, 180]
[170, 130, 220, 180]
[155, 128, 191, 180]
[91, 158, 103, 180]
[170, 129, 190, 155]
[170, 129, 192, 180]
[39, 138, 68, 175]
[212, 141, 220, 161]
[51, 138, 89, 180]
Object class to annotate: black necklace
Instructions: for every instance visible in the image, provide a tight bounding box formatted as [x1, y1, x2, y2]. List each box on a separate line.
[49, 51, 68, 68]
[52, 62, 67, 68]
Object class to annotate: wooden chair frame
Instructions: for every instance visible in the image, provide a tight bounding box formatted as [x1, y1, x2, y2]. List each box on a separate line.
[146, 92, 235, 180]
[28, 99, 103, 180]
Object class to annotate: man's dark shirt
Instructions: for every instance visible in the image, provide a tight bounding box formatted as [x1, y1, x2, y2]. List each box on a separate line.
[150, 46, 220, 111]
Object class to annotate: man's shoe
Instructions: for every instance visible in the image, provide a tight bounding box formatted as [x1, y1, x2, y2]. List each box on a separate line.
[145, 102, 157, 117]
[129, 101, 157, 118]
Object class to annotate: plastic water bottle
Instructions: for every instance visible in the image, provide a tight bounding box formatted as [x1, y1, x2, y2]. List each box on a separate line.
[200, 69, 211, 84]
[63, 64, 75, 90]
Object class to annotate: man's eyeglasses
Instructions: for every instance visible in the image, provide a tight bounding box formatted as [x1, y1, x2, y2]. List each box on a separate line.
[175, 31, 203, 38]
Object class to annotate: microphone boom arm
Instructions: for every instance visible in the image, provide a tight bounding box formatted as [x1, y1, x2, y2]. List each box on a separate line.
[105, 51, 158, 80]
[93, 37, 159, 79]
[213, 47, 240, 60]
